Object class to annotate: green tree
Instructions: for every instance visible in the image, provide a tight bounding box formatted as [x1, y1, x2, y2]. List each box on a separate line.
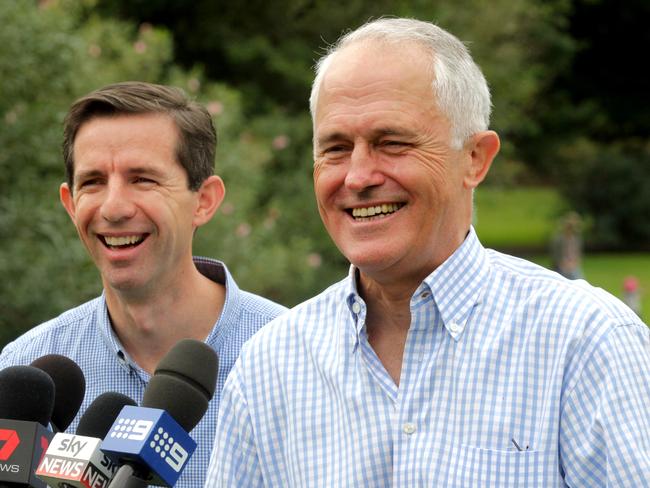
[0, 1, 345, 346]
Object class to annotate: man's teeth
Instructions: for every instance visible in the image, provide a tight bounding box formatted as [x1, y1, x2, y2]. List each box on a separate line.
[351, 203, 403, 218]
[104, 235, 143, 247]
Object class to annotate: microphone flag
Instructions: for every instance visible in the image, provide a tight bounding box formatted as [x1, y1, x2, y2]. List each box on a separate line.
[0, 419, 53, 487]
[100, 406, 196, 487]
[35, 433, 118, 488]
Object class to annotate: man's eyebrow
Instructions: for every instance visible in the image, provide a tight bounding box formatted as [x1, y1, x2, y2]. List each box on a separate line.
[74, 166, 166, 182]
[126, 166, 166, 177]
[316, 127, 416, 146]
[370, 127, 417, 138]
[74, 169, 103, 182]
[316, 132, 348, 147]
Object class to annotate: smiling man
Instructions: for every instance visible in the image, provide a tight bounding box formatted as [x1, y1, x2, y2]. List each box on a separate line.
[205, 19, 650, 487]
[0, 82, 286, 487]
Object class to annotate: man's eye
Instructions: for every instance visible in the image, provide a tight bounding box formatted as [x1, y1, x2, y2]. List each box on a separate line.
[323, 145, 347, 154]
[382, 140, 408, 147]
[78, 179, 100, 188]
[134, 177, 155, 184]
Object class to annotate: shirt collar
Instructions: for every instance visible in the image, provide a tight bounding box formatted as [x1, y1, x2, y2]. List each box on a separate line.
[424, 226, 488, 340]
[96, 256, 237, 371]
[96, 292, 131, 370]
[343, 226, 489, 342]
[194, 257, 241, 350]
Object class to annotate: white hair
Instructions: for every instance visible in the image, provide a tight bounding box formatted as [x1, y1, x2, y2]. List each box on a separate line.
[309, 18, 492, 149]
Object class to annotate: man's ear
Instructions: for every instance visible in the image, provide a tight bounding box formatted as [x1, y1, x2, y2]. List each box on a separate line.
[193, 175, 226, 228]
[60, 182, 77, 222]
[464, 130, 500, 189]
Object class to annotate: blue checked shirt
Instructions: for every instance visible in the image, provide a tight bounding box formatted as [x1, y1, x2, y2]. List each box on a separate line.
[0, 257, 286, 488]
[206, 228, 650, 487]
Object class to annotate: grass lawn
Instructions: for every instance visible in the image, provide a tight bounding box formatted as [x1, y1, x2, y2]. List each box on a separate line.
[531, 254, 649, 320]
[474, 186, 566, 249]
[475, 186, 649, 321]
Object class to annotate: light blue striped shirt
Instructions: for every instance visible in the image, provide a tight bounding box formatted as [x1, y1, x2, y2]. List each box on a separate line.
[206, 228, 650, 487]
[0, 258, 287, 488]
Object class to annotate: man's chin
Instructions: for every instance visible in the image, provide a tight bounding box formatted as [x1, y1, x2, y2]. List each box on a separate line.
[101, 272, 148, 295]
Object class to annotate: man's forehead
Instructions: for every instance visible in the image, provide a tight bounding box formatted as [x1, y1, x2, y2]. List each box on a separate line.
[314, 41, 432, 116]
[324, 39, 428, 80]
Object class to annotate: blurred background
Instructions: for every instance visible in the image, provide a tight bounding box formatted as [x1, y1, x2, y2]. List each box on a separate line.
[1, 0, 648, 346]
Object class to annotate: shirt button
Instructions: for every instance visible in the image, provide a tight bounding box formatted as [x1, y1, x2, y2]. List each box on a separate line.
[403, 423, 416, 435]
[449, 322, 461, 333]
[420, 291, 431, 299]
[352, 302, 361, 314]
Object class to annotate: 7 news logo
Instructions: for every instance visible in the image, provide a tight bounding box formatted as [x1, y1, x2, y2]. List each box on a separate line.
[0, 428, 20, 473]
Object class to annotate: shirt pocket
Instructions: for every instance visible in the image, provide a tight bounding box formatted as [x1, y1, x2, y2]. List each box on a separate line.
[448, 444, 559, 487]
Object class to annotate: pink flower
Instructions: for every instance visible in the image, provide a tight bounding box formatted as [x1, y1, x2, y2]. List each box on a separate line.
[236, 223, 251, 238]
[306, 253, 322, 268]
[272, 135, 290, 150]
[88, 44, 102, 58]
[220, 202, 235, 215]
[207, 101, 224, 115]
[134, 41, 147, 54]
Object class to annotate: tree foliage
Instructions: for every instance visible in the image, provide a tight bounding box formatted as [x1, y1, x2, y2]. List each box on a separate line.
[1, 0, 646, 346]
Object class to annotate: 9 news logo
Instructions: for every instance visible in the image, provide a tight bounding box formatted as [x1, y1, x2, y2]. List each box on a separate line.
[109, 417, 189, 473]
[109, 417, 154, 442]
[148, 426, 189, 473]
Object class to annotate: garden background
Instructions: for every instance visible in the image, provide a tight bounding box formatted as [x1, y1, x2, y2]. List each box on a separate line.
[1, 0, 649, 346]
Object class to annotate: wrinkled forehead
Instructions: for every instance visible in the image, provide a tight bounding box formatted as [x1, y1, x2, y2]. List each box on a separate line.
[314, 40, 434, 116]
[314, 41, 436, 124]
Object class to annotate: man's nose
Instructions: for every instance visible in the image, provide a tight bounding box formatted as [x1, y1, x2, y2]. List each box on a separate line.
[344, 145, 385, 192]
[100, 181, 136, 222]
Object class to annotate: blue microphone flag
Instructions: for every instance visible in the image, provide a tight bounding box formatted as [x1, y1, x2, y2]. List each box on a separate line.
[100, 406, 196, 487]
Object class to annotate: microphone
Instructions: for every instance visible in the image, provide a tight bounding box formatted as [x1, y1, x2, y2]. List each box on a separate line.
[30, 355, 86, 432]
[101, 339, 218, 487]
[35, 392, 137, 488]
[0, 365, 56, 488]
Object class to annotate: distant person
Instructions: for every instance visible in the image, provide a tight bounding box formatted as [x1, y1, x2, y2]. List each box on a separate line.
[205, 18, 650, 486]
[551, 211, 584, 279]
[623, 275, 643, 317]
[0, 81, 287, 487]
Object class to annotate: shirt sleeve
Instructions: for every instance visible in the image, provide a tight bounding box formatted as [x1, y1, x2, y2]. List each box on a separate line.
[559, 322, 650, 486]
[205, 357, 264, 487]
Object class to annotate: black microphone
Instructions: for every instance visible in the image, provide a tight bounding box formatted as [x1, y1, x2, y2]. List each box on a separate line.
[77, 393, 139, 440]
[35, 392, 137, 488]
[0, 366, 56, 488]
[30, 355, 86, 432]
[102, 339, 218, 487]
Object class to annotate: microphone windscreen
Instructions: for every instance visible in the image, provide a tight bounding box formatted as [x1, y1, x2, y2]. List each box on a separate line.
[143, 374, 208, 432]
[31, 354, 86, 431]
[76, 391, 137, 438]
[142, 339, 218, 432]
[0, 365, 55, 426]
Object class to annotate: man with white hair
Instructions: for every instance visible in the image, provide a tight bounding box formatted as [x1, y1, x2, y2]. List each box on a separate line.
[206, 18, 650, 486]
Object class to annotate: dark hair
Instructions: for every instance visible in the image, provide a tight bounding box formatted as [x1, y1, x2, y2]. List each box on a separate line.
[62, 81, 216, 191]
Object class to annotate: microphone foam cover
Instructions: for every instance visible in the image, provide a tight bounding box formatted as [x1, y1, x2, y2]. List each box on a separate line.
[76, 391, 137, 438]
[143, 374, 209, 432]
[31, 354, 86, 431]
[0, 365, 55, 426]
[142, 339, 218, 432]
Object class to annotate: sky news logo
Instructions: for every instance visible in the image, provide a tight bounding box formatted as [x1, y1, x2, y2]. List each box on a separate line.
[38, 455, 111, 487]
